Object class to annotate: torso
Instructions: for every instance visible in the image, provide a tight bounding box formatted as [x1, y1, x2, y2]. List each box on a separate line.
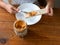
[3, 0, 37, 5]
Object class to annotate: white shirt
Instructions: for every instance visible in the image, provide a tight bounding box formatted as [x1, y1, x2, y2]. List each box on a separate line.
[3, 0, 37, 5]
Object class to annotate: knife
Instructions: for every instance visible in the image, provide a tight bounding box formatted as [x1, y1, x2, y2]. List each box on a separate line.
[18, 8, 47, 18]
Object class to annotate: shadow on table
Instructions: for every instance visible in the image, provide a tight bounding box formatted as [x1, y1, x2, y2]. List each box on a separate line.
[24, 29, 49, 40]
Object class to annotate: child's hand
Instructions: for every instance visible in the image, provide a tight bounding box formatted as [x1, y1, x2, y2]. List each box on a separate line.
[45, 5, 53, 16]
[5, 4, 19, 14]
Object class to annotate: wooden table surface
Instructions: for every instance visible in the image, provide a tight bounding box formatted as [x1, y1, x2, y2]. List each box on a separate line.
[0, 7, 60, 45]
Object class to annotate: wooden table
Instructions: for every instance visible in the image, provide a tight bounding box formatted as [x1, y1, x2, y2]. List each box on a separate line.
[0, 7, 60, 45]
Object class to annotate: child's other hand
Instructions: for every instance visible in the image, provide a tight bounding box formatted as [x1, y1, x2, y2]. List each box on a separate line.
[45, 5, 53, 16]
[5, 4, 19, 14]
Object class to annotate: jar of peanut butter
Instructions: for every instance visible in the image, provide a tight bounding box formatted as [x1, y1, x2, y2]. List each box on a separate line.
[13, 20, 27, 38]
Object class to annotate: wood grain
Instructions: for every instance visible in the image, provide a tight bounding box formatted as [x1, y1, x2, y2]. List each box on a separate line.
[0, 7, 60, 45]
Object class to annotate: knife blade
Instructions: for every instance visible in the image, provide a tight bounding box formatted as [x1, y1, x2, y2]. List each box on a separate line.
[18, 8, 47, 18]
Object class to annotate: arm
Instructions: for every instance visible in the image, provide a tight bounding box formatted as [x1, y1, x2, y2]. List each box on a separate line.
[0, 0, 7, 9]
[45, 0, 54, 16]
[46, 0, 54, 7]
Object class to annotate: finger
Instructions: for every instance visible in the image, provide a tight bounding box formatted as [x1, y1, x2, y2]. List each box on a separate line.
[11, 7, 19, 14]
[11, 7, 19, 12]
[11, 9, 15, 14]
[48, 8, 53, 16]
